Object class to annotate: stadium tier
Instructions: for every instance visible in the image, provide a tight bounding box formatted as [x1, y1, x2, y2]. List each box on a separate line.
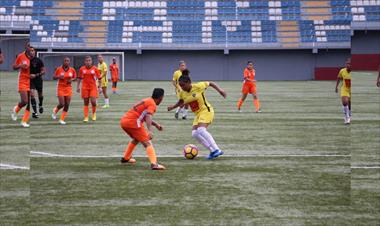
[1, 0, 380, 49]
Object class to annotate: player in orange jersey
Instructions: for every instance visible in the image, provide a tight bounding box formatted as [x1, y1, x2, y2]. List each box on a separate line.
[76, 56, 101, 122]
[120, 88, 166, 170]
[52, 57, 77, 125]
[236, 61, 261, 113]
[109, 57, 120, 94]
[11, 46, 36, 127]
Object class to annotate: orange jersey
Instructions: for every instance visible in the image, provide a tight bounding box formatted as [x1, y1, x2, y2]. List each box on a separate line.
[110, 63, 119, 80]
[121, 97, 157, 128]
[14, 52, 30, 91]
[243, 68, 255, 83]
[55, 66, 77, 96]
[78, 66, 101, 89]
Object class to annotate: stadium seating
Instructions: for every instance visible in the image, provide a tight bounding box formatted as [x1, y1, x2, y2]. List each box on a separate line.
[1, 0, 379, 49]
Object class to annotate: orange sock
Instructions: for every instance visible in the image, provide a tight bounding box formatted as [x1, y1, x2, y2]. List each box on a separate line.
[15, 105, 21, 113]
[237, 98, 243, 109]
[60, 111, 67, 121]
[83, 106, 89, 118]
[254, 99, 260, 111]
[22, 110, 30, 123]
[92, 105, 96, 114]
[146, 145, 157, 164]
[123, 142, 137, 160]
[53, 107, 60, 114]
[112, 87, 115, 92]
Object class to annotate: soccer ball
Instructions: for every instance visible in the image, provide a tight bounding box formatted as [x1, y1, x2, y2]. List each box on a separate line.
[183, 144, 198, 159]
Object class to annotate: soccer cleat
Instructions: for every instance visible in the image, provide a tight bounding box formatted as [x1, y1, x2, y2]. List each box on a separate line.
[256, 109, 262, 113]
[11, 107, 18, 121]
[21, 121, 30, 128]
[182, 115, 187, 120]
[83, 117, 89, 123]
[237, 109, 242, 113]
[102, 104, 109, 109]
[39, 106, 44, 114]
[120, 157, 136, 164]
[151, 163, 166, 170]
[51, 112, 57, 120]
[344, 116, 349, 125]
[59, 120, 66, 125]
[32, 112, 39, 118]
[92, 113, 97, 121]
[174, 112, 179, 119]
[207, 150, 224, 160]
[347, 116, 351, 124]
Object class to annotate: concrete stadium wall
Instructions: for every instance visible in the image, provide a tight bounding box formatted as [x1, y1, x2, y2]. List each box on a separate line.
[351, 30, 380, 71]
[0, 38, 29, 71]
[123, 49, 350, 81]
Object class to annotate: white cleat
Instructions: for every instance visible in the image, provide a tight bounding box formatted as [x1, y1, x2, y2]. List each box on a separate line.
[347, 117, 351, 124]
[11, 107, 18, 121]
[59, 120, 66, 125]
[51, 113, 57, 120]
[344, 116, 350, 125]
[21, 122, 30, 128]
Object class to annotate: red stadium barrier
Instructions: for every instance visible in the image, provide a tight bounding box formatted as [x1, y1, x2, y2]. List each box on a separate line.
[351, 54, 380, 71]
[314, 67, 341, 80]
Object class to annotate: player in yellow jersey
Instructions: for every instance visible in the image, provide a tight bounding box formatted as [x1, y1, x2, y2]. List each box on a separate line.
[335, 59, 352, 124]
[168, 70, 227, 159]
[172, 60, 189, 119]
[97, 55, 110, 108]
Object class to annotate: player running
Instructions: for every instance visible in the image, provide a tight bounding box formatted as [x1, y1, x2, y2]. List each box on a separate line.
[76, 56, 101, 122]
[172, 60, 189, 119]
[30, 51, 45, 118]
[335, 59, 352, 124]
[237, 61, 261, 113]
[120, 88, 166, 170]
[11, 46, 35, 127]
[110, 57, 120, 94]
[167, 70, 227, 160]
[98, 55, 110, 108]
[52, 57, 77, 125]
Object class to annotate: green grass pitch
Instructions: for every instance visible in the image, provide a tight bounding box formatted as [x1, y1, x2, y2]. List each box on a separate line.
[0, 71, 379, 225]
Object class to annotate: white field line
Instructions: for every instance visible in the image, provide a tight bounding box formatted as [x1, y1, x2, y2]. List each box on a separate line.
[30, 151, 350, 158]
[0, 163, 29, 170]
[351, 166, 380, 169]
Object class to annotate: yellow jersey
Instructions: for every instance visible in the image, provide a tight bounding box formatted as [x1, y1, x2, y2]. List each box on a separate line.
[172, 69, 182, 91]
[98, 62, 108, 79]
[338, 68, 351, 96]
[179, 82, 213, 114]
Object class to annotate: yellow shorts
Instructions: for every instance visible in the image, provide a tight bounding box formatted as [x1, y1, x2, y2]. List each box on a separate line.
[340, 89, 351, 97]
[193, 109, 214, 126]
[101, 77, 108, 88]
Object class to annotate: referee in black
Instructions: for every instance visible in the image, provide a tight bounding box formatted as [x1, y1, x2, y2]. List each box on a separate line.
[30, 51, 45, 118]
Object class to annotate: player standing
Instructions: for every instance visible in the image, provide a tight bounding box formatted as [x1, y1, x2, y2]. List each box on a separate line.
[110, 57, 120, 94]
[236, 61, 261, 113]
[172, 60, 189, 119]
[11, 46, 36, 127]
[97, 55, 110, 108]
[335, 59, 352, 124]
[168, 71, 227, 160]
[30, 51, 45, 118]
[76, 56, 101, 122]
[52, 57, 77, 124]
[120, 88, 166, 170]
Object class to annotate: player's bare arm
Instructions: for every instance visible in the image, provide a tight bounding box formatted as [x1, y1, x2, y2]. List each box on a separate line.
[209, 82, 227, 98]
[168, 99, 184, 111]
[144, 113, 154, 138]
[151, 120, 163, 131]
[76, 79, 82, 93]
[335, 77, 342, 93]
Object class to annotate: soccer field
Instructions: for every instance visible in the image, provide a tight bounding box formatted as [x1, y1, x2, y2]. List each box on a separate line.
[0, 72, 379, 225]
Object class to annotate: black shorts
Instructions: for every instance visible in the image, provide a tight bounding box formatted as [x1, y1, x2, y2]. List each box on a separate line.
[30, 78, 43, 92]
